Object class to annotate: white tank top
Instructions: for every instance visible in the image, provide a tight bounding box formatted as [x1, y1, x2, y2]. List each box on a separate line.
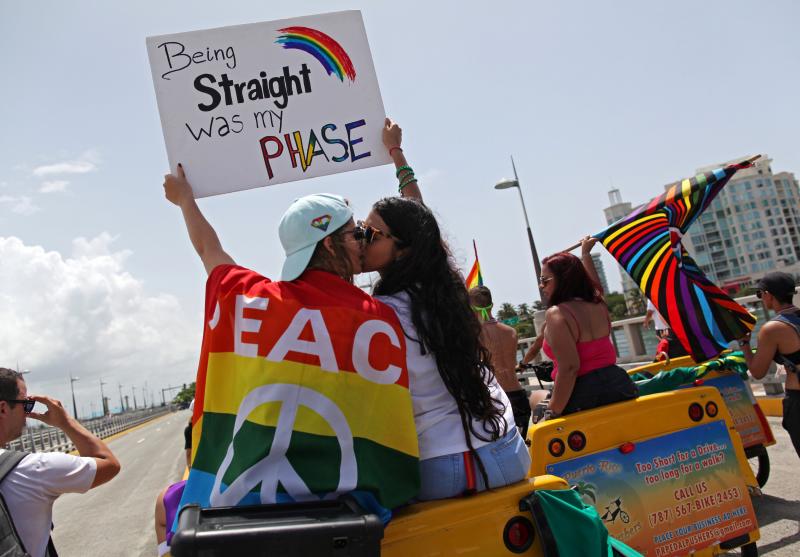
[376, 291, 515, 460]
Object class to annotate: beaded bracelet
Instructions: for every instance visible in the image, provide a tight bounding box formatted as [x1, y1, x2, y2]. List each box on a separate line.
[398, 177, 418, 192]
[389, 146, 403, 157]
[395, 165, 413, 179]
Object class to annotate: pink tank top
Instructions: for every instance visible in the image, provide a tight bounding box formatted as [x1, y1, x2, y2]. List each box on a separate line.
[542, 303, 617, 381]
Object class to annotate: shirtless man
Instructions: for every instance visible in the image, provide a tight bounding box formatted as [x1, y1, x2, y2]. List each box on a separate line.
[469, 286, 532, 438]
[739, 272, 800, 459]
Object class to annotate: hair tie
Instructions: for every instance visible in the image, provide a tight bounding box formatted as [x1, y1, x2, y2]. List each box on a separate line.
[471, 304, 493, 321]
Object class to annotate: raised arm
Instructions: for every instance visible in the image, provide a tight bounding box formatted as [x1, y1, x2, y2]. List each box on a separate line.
[383, 118, 422, 201]
[579, 236, 602, 296]
[164, 164, 235, 275]
[29, 395, 121, 488]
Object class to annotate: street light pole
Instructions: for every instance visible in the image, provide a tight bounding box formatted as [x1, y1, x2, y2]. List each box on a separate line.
[99, 378, 107, 416]
[118, 383, 124, 413]
[69, 374, 80, 420]
[495, 156, 545, 301]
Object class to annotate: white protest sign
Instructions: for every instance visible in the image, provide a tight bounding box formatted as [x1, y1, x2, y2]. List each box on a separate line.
[146, 11, 390, 198]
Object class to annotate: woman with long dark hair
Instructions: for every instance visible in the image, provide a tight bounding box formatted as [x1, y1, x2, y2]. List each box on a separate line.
[529, 240, 638, 420]
[358, 121, 529, 500]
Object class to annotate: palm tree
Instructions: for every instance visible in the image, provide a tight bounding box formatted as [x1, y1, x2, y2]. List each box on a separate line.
[498, 303, 518, 321]
[517, 303, 532, 320]
[573, 480, 597, 505]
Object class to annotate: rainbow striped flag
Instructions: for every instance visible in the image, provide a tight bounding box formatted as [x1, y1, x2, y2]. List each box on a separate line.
[465, 240, 484, 289]
[177, 265, 419, 523]
[594, 157, 758, 362]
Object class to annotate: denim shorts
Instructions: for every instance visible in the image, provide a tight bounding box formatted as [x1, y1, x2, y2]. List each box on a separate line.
[417, 428, 531, 500]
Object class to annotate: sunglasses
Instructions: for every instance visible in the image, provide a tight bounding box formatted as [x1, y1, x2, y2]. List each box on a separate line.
[354, 222, 392, 244]
[539, 276, 554, 287]
[755, 290, 763, 299]
[4, 399, 34, 413]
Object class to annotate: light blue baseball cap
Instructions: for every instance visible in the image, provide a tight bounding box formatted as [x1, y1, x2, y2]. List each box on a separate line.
[279, 193, 353, 281]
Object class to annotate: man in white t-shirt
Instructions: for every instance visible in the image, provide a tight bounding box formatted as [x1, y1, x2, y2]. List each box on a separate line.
[643, 299, 669, 335]
[0, 368, 121, 557]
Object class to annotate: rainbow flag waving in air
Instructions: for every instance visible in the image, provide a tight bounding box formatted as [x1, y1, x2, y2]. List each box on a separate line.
[465, 240, 484, 289]
[177, 265, 419, 529]
[593, 157, 758, 362]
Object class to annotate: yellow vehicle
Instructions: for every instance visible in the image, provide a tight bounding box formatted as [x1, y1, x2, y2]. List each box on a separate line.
[529, 384, 760, 556]
[171, 474, 623, 556]
[628, 355, 776, 488]
[170, 353, 769, 556]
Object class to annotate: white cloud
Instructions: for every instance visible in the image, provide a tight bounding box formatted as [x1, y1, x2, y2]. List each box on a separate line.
[32, 150, 100, 177]
[0, 235, 200, 412]
[33, 161, 95, 177]
[39, 180, 70, 193]
[0, 195, 40, 215]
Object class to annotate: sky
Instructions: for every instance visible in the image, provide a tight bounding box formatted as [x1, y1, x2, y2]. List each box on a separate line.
[1, 0, 798, 416]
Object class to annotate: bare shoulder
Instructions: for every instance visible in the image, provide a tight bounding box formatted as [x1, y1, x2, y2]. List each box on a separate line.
[759, 320, 783, 336]
[545, 305, 564, 322]
[497, 322, 518, 340]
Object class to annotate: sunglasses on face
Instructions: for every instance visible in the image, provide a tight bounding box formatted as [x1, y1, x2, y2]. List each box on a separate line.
[539, 276, 553, 287]
[354, 222, 392, 244]
[755, 290, 763, 299]
[5, 399, 34, 413]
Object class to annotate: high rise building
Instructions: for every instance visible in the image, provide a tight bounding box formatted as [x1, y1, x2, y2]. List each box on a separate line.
[681, 156, 800, 292]
[603, 189, 640, 307]
[591, 253, 609, 294]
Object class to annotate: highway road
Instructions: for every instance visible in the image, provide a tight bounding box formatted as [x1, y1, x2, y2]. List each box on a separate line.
[48, 413, 798, 556]
[52, 410, 189, 557]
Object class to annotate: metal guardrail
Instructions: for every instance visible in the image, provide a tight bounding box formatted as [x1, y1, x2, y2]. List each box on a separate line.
[7, 406, 174, 453]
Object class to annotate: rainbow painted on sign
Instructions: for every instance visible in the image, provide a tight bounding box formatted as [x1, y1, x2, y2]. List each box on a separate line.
[276, 26, 357, 82]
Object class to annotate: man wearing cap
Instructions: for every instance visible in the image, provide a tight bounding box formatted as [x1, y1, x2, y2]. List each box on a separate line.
[161, 164, 421, 538]
[739, 271, 800, 458]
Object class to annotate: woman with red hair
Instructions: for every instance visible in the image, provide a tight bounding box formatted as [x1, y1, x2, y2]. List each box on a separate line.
[530, 238, 638, 421]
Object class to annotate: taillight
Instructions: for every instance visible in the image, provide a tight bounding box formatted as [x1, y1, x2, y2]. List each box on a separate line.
[753, 404, 776, 445]
[568, 431, 586, 452]
[705, 401, 719, 418]
[689, 402, 704, 422]
[503, 516, 535, 553]
[548, 438, 565, 457]
[619, 442, 636, 454]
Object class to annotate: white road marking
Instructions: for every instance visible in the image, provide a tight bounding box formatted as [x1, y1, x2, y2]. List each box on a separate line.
[137, 438, 145, 444]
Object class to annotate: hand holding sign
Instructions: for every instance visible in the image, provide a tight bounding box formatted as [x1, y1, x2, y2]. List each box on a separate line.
[383, 117, 402, 151]
[163, 164, 194, 207]
[147, 11, 390, 198]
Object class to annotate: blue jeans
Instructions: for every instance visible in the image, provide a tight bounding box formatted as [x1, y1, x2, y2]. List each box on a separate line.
[417, 429, 531, 500]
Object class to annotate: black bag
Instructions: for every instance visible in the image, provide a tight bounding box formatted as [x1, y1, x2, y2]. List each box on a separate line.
[170, 496, 383, 557]
[0, 450, 32, 557]
[532, 361, 554, 383]
[0, 450, 58, 557]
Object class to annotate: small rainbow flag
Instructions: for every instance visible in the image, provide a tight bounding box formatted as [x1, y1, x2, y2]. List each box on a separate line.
[465, 240, 484, 289]
[276, 26, 357, 82]
[175, 265, 419, 531]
